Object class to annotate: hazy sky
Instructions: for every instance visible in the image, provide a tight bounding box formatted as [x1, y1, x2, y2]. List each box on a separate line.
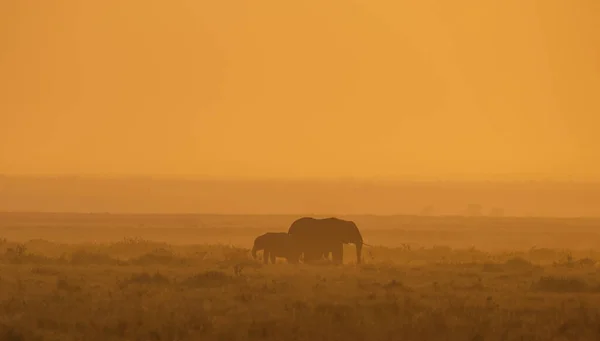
[1, 0, 599, 180]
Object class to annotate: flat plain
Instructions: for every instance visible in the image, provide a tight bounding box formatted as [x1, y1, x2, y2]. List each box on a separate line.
[1, 213, 600, 341]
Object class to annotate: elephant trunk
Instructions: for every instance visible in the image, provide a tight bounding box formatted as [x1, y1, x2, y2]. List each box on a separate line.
[355, 241, 363, 264]
[251, 245, 259, 260]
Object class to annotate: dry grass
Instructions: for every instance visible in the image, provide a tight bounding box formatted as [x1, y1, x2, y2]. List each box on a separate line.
[1, 235, 600, 341]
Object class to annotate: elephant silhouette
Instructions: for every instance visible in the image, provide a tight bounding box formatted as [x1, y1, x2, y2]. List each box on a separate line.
[287, 217, 364, 265]
[251, 232, 301, 264]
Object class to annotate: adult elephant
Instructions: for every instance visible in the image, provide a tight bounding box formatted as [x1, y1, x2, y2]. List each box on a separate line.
[251, 232, 301, 264]
[288, 217, 364, 265]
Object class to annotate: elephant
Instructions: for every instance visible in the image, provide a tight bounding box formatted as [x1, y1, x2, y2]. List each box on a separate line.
[251, 232, 301, 264]
[287, 217, 364, 265]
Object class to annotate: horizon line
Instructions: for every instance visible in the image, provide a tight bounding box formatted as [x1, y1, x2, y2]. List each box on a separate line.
[1, 173, 600, 184]
[1, 211, 599, 220]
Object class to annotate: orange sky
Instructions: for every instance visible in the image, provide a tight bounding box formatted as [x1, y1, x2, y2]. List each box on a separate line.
[1, 0, 599, 181]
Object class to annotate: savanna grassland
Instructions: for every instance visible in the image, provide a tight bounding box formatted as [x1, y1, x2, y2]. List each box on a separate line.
[2, 213, 600, 340]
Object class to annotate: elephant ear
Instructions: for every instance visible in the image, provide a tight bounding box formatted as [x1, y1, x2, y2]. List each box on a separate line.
[347, 221, 362, 242]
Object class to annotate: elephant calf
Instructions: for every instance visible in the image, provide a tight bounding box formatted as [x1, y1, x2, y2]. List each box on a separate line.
[251, 232, 301, 264]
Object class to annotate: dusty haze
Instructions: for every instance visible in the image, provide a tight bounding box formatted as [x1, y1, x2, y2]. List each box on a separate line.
[1, 1, 599, 183]
[2, 3, 600, 338]
[1, 176, 599, 217]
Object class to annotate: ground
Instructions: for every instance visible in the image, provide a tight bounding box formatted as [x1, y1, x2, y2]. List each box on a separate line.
[1, 213, 600, 340]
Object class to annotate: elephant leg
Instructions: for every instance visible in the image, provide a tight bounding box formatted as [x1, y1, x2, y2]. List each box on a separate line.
[263, 250, 270, 264]
[286, 249, 300, 264]
[270, 253, 276, 264]
[332, 243, 343, 265]
[303, 248, 321, 263]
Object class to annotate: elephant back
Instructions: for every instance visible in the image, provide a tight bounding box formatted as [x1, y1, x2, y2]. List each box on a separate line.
[288, 216, 359, 243]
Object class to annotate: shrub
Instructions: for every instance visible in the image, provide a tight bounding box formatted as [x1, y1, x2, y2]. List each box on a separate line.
[532, 276, 588, 292]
